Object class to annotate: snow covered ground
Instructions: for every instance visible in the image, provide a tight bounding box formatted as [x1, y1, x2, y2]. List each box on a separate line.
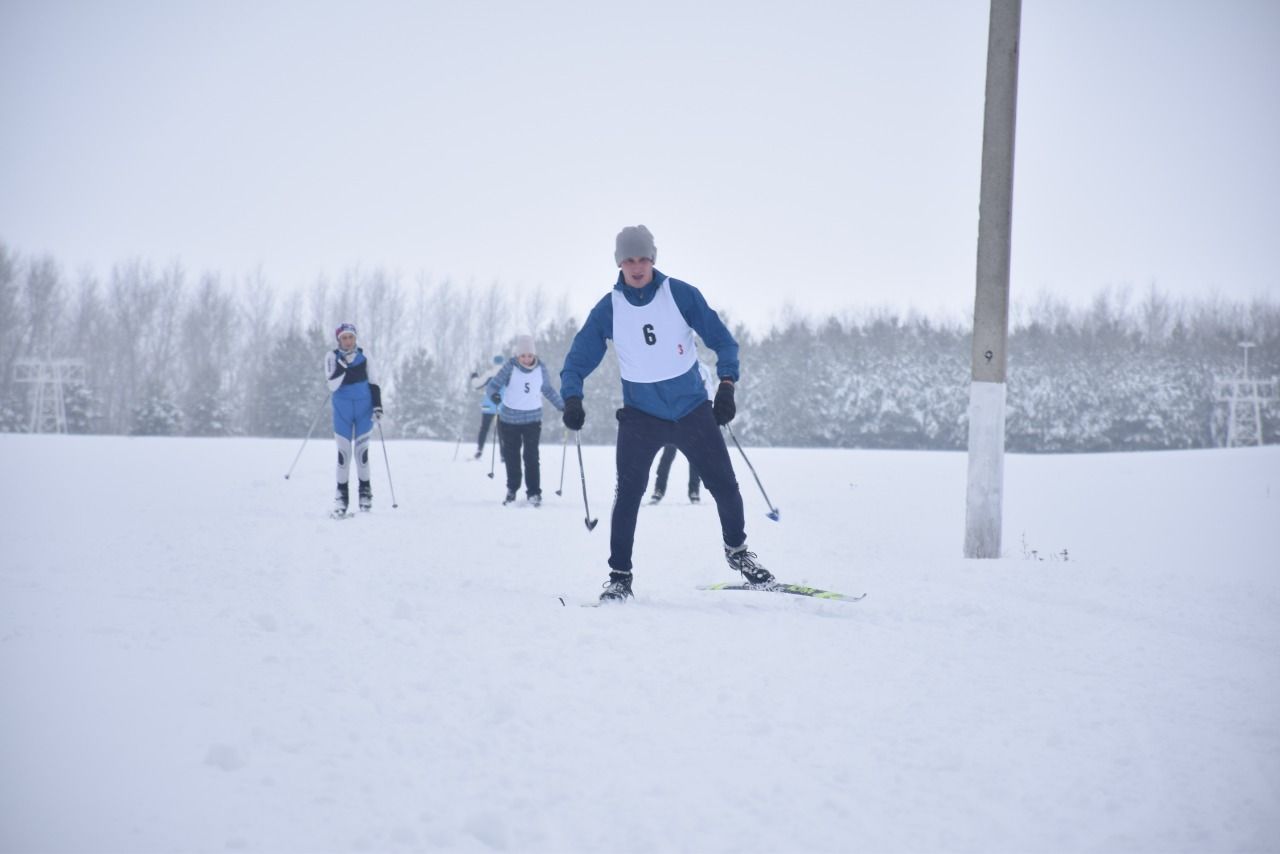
[2, 433, 1278, 853]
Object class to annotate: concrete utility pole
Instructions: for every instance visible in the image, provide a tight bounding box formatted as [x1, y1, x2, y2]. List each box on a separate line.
[964, 0, 1022, 559]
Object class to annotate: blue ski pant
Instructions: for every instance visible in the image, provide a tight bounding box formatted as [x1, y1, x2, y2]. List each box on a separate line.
[609, 401, 745, 573]
[477, 411, 497, 451]
[332, 389, 373, 485]
[332, 387, 374, 439]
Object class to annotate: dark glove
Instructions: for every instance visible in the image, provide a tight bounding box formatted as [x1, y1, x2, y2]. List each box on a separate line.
[563, 396, 585, 431]
[373, 407, 383, 422]
[712, 381, 735, 425]
[489, 392, 502, 405]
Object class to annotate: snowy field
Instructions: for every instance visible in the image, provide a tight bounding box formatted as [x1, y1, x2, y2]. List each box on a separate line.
[2, 432, 1278, 854]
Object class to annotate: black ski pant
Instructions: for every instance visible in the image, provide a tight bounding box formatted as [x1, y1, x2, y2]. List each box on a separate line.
[499, 420, 542, 497]
[477, 411, 496, 452]
[609, 401, 745, 573]
[653, 443, 700, 496]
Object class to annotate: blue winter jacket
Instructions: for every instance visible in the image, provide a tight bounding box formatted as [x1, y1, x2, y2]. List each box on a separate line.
[560, 270, 739, 422]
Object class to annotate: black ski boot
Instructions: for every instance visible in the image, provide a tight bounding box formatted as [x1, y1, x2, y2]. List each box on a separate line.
[358, 480, 372, 512]
[503, 489, 517, 505]
[649, 488, 664, 504]
[599, 570, 634, 603]
[529, 493, 542, 507]
[331, 483, 350, 518]
[688, 490, 701, 504]
[724, 543, 775, 587]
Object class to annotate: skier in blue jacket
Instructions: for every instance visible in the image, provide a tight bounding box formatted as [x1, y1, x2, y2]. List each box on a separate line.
[560, 225, 775, 602]
[472, 354, 504, 459]
[325, 323, 382, 517]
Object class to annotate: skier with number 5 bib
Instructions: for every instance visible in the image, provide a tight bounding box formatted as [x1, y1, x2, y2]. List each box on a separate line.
[559, 225, 774, 603]
[485, 334, 564, 507]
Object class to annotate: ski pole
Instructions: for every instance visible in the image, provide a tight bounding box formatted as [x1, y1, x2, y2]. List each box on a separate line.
[554, 428, 568, 496]
[487, 416, 500, 479]
[724, 423, 780, 521]
[456, 377, 474, 460]
[284, 393, 331, 479]
[575, 431, 598, 531]
[375, 420, 399, 508]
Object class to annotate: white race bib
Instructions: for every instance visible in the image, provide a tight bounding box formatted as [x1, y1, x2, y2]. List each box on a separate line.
[612, 281, 698, 382]
[504, 363, 544, 411]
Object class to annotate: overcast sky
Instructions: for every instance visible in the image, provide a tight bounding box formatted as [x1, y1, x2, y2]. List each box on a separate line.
[2, 0, 1277, 331]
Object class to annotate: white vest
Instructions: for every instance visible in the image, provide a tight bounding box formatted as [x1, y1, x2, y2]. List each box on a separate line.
[612, 280, 698, 383]
[504, 363, 544, 411]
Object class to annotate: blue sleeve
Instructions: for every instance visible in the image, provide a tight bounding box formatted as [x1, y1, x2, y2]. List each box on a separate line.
[485, 361, 514, 397]
[669, 278, 739, 382]
[559, 295, 614, 400]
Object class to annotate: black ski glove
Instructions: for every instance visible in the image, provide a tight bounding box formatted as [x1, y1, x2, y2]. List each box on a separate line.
[563, 396, 585, 431]
[712, 381, 736, 425]
[490, 392, 502, 405]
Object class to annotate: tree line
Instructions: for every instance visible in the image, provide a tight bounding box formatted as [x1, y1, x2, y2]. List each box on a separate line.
[2, 241, 1277, 450]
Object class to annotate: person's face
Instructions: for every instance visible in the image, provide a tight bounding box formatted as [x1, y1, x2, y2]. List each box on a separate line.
[619, 257, 654, 288]
[337, 332, 356, 349]
[517, 352, 536, 367]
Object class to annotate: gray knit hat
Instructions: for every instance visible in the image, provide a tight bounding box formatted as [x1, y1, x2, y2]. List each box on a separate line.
[614, 225, 657, 266]
[513, 334, 536, 357]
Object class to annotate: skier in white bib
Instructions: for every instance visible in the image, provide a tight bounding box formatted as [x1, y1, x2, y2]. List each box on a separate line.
[560, 225, 775, 602]
[485, 334, 564, 506]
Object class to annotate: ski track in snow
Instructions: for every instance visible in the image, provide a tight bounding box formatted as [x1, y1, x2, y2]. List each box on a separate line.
[2, 435, 1278, 853]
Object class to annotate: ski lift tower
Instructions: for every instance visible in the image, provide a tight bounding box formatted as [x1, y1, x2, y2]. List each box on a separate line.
[12, 358, 86, 433]
[1214, 342, 1276, 446]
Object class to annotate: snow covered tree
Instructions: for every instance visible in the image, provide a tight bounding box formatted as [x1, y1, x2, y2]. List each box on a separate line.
[250, 328, 326, 437]
[180, 275, 236, 436]
[394, 347, 457, 439]
[130, 378, 182, 436]
[0, 243, 22, 431]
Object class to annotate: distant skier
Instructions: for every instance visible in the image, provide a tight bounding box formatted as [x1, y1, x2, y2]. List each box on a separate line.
[560, 225, 774, 602]
[650, 444, 700, 504]
[472, 354, 505, 459]
[485, 334, 564, 506]
[649, 362, 715, 504]
[325, 323, 382, 517]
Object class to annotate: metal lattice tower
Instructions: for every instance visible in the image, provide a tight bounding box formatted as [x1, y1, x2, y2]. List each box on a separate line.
[1214, 343, 1276, 447]
[12, 358, 87, 434]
